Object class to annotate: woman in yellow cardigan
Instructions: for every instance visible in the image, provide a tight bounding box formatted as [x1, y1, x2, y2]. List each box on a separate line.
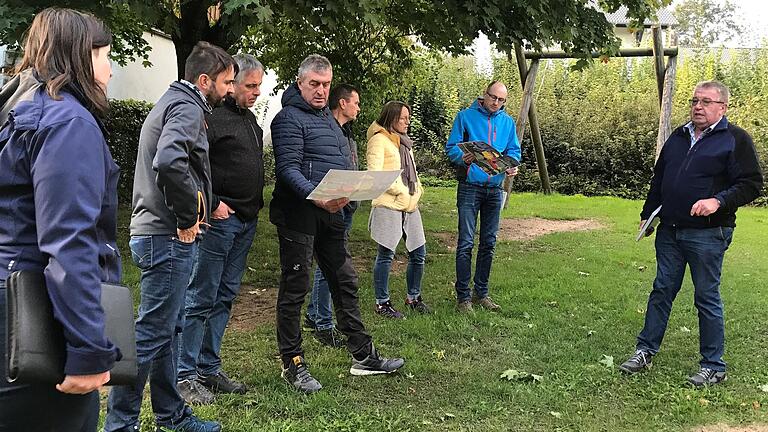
[367, 101, 430, 318]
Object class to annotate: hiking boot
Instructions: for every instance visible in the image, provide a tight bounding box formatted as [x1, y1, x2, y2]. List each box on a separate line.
[198, 371, 247, 394]
[406, 296, 432, 314]
[687, 368, 727, 387]
[157, 412, 221, 432]
[374, 301, 405, 319]
[314, 327, 346, 348]
[619, 350, 653, 374]
[177, 378, 215, 405]
[456, 300, 474, 313]
[303, 315, 317, 332]
[473, 296, 501, 311]
[349, 346, 405, 376]
[281, 355, 323, 394]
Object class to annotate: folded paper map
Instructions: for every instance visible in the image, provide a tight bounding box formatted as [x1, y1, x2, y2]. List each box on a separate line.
[458, 141, 519, 176]
[306, 169, 402, 201]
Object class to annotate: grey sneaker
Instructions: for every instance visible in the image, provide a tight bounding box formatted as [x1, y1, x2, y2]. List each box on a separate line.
[177, 378, 215, 405]
[474, 296, 501, 311]
[456, 300, 474, 313]
[350, 346, 405, 376]
[687, 368, 727, 387]
[281, 355, 323, 394]
[619, 350, 653, 374]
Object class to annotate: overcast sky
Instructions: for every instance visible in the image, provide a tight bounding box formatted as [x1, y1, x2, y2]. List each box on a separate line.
[673, 0, 768, 47]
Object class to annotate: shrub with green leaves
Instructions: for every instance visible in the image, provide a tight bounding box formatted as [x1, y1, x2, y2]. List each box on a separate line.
[104, 98, 152, 204]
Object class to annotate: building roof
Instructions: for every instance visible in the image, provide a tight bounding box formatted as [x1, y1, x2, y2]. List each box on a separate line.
[603, 5, 678, 28]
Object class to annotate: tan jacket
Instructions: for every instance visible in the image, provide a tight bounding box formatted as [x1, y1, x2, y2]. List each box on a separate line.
[366, 122, 423, 212]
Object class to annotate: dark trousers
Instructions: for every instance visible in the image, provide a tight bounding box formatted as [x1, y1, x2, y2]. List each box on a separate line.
[0, 282, 99, 432]
[276, 218, 371, 364]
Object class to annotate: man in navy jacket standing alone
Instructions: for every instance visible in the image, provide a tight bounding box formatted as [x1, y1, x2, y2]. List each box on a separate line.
[620, 81, 763, 387]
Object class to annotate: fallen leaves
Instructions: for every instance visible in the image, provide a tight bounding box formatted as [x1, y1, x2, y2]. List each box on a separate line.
[598, 355, 614, 368]
[500, 369, 543, 383]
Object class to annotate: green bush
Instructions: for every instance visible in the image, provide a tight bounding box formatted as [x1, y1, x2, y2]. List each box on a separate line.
[104, 99, 152, 204]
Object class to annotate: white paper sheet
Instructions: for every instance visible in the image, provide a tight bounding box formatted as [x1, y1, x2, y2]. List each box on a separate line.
[636, 205, 662, 241]
[306, 169, 402, 201]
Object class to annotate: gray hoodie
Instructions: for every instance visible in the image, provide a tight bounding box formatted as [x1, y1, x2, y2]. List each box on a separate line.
[129, 81, 213, 236]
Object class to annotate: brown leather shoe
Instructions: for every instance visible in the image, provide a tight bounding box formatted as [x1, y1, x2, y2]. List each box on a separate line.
[474, 296, 501, 311]
[456, 300, 474, 313]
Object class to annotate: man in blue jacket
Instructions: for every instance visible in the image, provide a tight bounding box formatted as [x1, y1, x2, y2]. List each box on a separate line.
[105, 42, 235, 432]
[445, 81, 520, 313]
[620, 81, 763, 387]
[270, 54, 404, 394]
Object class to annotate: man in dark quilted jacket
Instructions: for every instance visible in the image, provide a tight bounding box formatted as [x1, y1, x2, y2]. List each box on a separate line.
[269, 54, 404, 393]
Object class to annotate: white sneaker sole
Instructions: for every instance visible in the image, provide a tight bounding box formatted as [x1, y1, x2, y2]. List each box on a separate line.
[349, 367, 400, 376]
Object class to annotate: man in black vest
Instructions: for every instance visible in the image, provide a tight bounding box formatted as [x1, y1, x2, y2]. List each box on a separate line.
[177, 54, 265, 403]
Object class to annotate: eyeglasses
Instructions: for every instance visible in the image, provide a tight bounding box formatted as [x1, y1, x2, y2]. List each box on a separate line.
[689, 98, 726, 107]
[485, 92, 507, 104]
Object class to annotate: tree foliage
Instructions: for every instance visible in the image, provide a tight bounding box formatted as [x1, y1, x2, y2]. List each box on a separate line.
[673, 0, 745, 48]
[0, 0, 666, 76]
[0, 0, 151, 66]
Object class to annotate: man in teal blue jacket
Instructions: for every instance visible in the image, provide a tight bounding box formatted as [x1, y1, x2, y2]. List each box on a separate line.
[445, 81, 521, 312]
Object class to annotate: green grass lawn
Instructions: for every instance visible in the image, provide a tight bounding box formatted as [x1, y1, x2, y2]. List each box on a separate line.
[115, 188, 768, 431]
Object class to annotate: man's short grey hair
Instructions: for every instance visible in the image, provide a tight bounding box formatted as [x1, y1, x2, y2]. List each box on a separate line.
[695, 80, 730, 104]
[298, 54, 332, 80]
[233, 54, 263, 82]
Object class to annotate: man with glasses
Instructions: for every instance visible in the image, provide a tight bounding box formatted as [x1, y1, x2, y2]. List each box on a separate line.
[445, 80, 520, 313]
[619, 81, 763, 387]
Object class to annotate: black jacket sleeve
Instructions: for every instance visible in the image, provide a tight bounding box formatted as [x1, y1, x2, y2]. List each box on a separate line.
[714, 125, 764, 212]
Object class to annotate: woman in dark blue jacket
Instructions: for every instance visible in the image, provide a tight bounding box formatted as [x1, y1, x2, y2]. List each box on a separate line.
[0, 8, 120, 431]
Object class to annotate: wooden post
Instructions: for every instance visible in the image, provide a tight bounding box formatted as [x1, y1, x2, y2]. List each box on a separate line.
[656, 33, 678, 160]
[651, 26, 665, 106]
[503, 58, 541, 207]
[516, 59, 539, 139]
[512, 43, 551, 198]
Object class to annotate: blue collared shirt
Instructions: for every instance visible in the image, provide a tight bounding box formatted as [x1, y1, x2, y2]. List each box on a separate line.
[684, 117, 722, 148]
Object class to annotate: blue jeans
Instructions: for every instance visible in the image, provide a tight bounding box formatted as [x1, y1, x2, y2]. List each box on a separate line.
[178, 215, 257, 380]
[455, 181, 503, 302]
[105, 235, 198, 431]
[373, 243, 426, 303]
[636, 224, 733, 371]
[306, 208, 354, 331]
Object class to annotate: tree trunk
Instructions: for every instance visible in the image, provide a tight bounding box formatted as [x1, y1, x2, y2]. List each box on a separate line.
[173, 0, 235, 80]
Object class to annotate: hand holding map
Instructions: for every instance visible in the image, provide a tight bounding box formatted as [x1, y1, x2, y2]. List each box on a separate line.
[458, 141, 519, 176]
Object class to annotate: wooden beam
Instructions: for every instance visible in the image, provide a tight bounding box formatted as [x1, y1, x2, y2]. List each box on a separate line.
[523, 47, 678, 59]
[511, 43, 552, 198]
[656, 56, 678, 160]
[651, 26, 665, 106]
[516, 59, 539, 138]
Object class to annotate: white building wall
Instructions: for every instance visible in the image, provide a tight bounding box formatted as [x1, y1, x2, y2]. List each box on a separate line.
[107, 31, 177, 103]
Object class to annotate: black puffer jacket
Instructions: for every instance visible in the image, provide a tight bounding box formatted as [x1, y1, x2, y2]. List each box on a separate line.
[269, 83, 352, 233]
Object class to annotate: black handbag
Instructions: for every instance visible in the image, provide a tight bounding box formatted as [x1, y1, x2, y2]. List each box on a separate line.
[5, 270, 137, 385]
